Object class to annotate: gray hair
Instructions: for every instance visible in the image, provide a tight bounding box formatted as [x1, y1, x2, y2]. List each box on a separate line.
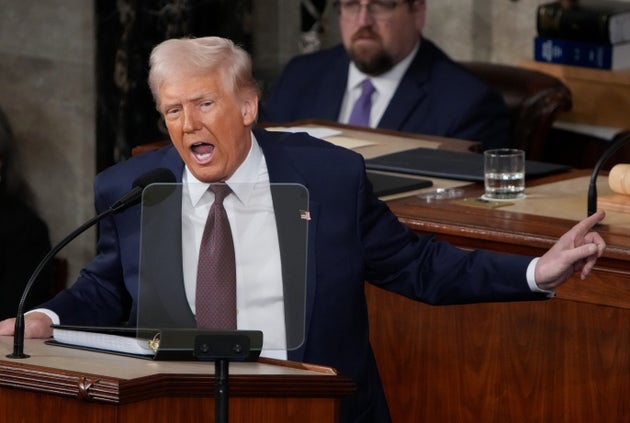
[148, 36, 259, 109]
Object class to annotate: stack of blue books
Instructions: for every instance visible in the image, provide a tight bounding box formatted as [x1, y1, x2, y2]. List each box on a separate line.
[534, 0, 630, 70]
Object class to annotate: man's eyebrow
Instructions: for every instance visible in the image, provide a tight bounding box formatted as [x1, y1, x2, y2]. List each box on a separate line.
[161, 101, 180, 110]
[163, 92, 215, 109]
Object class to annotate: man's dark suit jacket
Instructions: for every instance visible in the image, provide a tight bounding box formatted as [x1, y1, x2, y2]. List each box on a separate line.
[261, 39, 512, 150]
[41, 127, 542, 422]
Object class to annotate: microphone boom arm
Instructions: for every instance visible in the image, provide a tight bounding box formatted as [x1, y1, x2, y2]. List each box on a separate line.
[587, 131, 630, 216]
[8, 208, 115, 358]
[6, 167, 176, 359]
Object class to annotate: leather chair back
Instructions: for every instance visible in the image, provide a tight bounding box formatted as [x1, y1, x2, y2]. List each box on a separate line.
[462, 62, 572, 161]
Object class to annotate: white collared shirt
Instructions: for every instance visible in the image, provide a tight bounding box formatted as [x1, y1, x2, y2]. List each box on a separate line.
[339, 42, 420, 127]
[181, 134, 287, 359]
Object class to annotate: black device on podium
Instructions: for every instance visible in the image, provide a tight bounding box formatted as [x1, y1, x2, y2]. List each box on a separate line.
[366, 147, 571, 182]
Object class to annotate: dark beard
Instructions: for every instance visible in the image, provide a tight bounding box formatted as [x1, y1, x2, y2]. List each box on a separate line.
[350, 50, 395, 76]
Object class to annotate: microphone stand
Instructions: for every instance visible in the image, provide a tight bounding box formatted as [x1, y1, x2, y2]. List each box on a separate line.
[587, 131, 630, 216]
[7, 209, 117, 359]
[215, 358, 230, 423]
[7, 167, 176, 359]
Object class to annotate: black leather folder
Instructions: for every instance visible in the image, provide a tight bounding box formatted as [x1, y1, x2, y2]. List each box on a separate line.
[366, 148, 570, 182]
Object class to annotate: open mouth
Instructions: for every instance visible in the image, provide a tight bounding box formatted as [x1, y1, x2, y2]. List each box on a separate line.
[191, 142, 215, 163]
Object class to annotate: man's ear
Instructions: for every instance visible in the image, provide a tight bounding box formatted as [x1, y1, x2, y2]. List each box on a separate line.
[241, 93, 259, 126]
[413, 0, 427, 33]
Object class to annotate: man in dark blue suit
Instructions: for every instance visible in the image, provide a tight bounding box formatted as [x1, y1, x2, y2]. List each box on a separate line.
[0, 37, 606, 422]
[261, 0, 511, 150]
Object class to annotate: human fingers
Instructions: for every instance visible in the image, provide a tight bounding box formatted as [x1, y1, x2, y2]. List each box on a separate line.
[571, 210, 606, 240]
[0, 318, 16, 336]
[24, 313, 54, 339]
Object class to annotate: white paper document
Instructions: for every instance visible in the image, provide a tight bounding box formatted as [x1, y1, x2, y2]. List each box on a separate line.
[265, 126, 376, 150]
[52, 328, 156, 356]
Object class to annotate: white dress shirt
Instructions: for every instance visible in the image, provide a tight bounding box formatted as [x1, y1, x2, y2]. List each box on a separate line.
[181, 134, 288, 359]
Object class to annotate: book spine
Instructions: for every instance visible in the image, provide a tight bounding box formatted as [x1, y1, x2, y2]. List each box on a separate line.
[534, 36, 613, 70]
[537, 3, 614, 44]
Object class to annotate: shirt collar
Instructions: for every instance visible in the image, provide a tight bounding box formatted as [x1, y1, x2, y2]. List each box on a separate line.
[184, 132, 264, 207]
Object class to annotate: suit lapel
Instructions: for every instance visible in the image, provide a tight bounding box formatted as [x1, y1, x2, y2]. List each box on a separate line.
[312, 48, 350, 121]
[378, 44, 431, 130]
[138, 148, 195, 327]
[256, 129, 318, 361]
[139, 184, 196, 327]
[269, 184, 313, 357]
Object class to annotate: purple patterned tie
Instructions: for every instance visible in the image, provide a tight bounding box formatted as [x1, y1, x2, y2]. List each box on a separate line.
[348, 79, 375, 127]
[195, 184, 237, 329]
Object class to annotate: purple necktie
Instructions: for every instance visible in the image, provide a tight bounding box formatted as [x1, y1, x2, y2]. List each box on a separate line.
[195, 184, 237, 329]
[348, 79, 375, 127]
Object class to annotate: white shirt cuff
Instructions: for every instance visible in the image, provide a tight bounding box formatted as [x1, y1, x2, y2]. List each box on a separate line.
[27, 308, 60, 326]
[526, 257, 555, 298]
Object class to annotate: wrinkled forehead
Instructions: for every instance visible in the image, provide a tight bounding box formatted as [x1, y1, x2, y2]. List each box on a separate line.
[155, 67, 232, 104]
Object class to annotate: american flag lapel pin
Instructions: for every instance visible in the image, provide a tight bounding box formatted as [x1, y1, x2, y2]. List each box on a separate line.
[299, 210, 311, 221]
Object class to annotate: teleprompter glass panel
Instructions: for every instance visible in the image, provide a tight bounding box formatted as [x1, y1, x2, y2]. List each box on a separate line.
[137, 182, 308, 355]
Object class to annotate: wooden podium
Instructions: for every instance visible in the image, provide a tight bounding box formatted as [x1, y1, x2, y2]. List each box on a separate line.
[0, 337, 354, 422]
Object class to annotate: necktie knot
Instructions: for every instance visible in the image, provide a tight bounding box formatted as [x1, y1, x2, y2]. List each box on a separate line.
[209, 184, 232, 204]
[359, 78, 375, 96]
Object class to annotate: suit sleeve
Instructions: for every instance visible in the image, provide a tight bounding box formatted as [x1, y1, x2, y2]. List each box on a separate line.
[38, 172, 133, 326]
[358, 167, 542, 304]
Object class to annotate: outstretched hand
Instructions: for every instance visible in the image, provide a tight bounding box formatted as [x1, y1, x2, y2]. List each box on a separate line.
[0, 312, 54, 339]
[535, 210, 606, 291]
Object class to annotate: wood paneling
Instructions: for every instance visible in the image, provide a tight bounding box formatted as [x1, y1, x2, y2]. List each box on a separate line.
[367, 286, 630, 423]
[0, 338, 354, 423]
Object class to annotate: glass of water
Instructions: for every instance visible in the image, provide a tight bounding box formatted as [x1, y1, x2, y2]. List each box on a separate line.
[483, 148, 525, 200]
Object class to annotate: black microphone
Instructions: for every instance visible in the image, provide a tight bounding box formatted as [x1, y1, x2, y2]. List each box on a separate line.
[110, 168, 176, 211]
[587, 131, 630, 216]
[7, 167, 176, 359]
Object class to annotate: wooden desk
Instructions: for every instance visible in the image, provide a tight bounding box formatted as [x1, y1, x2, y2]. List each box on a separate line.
[367, 170, 630, 422]
[0, 337, 354, 422]
[263, 119, 479, 157]
[134, 120, 479, 158]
